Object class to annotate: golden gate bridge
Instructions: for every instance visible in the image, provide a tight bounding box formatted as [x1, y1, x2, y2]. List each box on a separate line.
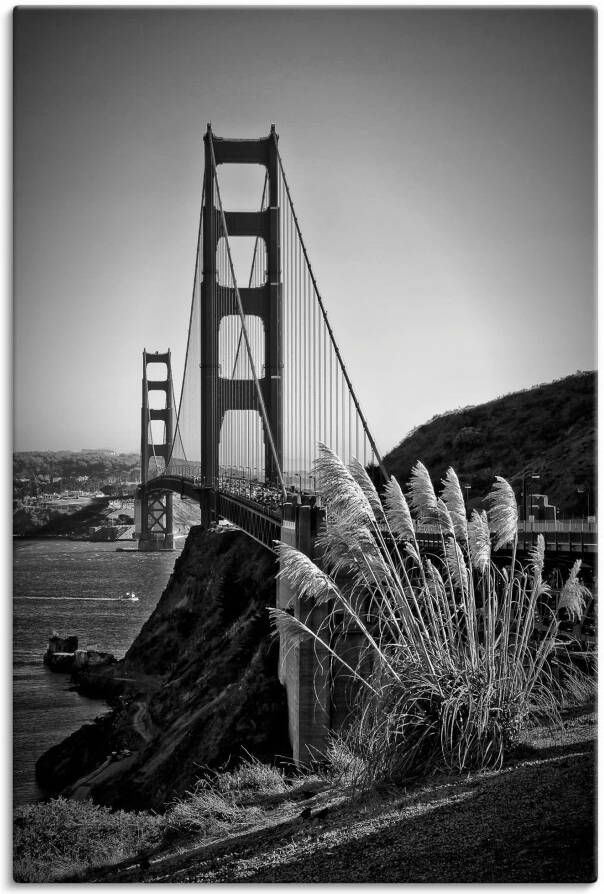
[132, 125, 595, 762]
[136, 124, 386, 555]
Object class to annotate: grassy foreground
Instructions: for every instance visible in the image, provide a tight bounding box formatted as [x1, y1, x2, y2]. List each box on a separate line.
[16, 448, 595, 882]
[14, 709, 595, 883]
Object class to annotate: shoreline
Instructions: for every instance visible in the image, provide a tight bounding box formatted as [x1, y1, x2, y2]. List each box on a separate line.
[13, 539, 180, 806]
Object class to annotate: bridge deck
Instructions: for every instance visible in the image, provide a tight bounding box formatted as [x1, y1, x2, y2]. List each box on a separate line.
[140, 473, 597, 557]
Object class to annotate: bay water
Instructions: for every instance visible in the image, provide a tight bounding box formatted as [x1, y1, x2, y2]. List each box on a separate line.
[13, 539, 179, 806]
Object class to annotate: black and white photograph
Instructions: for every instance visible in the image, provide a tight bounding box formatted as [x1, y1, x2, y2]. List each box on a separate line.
[13, 6, 596, 883]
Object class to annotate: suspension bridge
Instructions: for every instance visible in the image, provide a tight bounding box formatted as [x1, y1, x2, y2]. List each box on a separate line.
[135, 125, 386, 761]
[132, 125, 595, 763]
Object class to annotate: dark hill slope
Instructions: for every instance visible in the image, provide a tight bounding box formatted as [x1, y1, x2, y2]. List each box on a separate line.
[36, 527, 290, 811]
[383, 371, 596, 516]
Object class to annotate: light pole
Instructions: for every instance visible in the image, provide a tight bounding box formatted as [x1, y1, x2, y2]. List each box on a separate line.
[577, 485, 592, 520]
[463, 483, 471, 509]
[522, 472, 540, 522]
[309, 474, 316, 494]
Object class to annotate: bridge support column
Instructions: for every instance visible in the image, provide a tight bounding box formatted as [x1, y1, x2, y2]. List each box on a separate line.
[200, 126, 283, 497]
[277, 502, 330, 765]
[137, 349, 175, 551]
[199, 488, 216, 530]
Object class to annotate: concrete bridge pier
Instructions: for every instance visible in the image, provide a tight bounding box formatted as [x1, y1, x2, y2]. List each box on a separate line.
[277, 500, 331, 765]
[135, 493, 175, 551]
[199, 488, 217, 531]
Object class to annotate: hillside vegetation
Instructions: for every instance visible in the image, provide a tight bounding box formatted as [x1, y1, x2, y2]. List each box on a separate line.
[13, 450, 139, 480]
[383, 371, 595, 517]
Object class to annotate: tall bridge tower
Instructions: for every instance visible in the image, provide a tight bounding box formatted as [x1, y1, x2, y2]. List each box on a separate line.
[135, 126, 389, 762]
[200, 124, 283, 524]
[136, 349, 175, 551]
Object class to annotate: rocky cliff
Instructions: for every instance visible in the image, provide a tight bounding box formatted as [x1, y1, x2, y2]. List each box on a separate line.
[36, 526, 290, 811]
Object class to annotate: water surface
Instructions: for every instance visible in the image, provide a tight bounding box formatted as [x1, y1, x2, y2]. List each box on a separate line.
[13, 539, 178, 805]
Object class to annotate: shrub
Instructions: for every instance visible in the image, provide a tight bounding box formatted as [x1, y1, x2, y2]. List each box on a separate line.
[324, 737, 366, 786]
[166, 756, 289, 833]
[166, 788, 263, 835]
[272, 445, 592, 785]
[13, 797, 163, 882]
[211, 755, 289, 802]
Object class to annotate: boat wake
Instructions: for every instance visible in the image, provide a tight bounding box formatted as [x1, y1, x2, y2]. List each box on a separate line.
[15, 595, 138, 602]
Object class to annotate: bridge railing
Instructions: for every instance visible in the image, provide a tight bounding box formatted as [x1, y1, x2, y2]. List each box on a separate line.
[145, 460, 325, 519]
[151, 461, 203, 482]
[518, 520, 597, 534]
[413, 520, 597, 535]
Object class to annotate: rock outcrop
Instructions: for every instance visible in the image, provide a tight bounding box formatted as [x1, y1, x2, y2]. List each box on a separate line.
[43, 634, 115, 673]
[36, 526, 290, 811]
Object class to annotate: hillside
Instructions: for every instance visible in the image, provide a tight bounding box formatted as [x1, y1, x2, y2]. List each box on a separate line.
[35, 526, 289, 811]
[32, 709, 595, 883]
[13, 450, 139, 481]
[13, 495, 199, 539]
[383, 371, 596, 517]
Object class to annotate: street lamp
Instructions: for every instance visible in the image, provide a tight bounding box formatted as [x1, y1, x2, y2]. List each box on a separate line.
[309, 474, 316, 494]
[522, 472, 540, 522]
[463, 483, 471, 508]
[577, 485, 591, 519]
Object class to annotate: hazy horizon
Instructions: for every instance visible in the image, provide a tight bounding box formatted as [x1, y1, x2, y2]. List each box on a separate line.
[14, 9, 596, 455]
[12, 367, 597, 457]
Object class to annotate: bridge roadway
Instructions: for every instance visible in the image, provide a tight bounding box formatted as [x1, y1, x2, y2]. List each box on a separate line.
[140, 472, 597, 560]
[141, 473, 307, 551]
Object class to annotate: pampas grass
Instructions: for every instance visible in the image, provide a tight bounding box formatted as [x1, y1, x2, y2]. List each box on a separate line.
[558, 560, 590, 621]
[441, 467, 468, 543]
[485, 476, 518, 549]
[272, 446, 593, 783]
[468, 509, 491, 573]
[383, 476, 414, 541]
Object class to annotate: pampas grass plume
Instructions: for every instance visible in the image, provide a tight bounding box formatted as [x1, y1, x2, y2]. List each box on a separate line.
[468, 509, 491, 573]
[558, 559, 589, 621]
[383, 476, 414, 541]
[441, 467, 468, 542]
[407, 460, 438, 520]
[485, 476, 518, 549]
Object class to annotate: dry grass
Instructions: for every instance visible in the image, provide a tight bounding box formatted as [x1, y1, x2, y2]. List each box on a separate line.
[13, 797, 163, 882]
[14, 758, 296, 882]
[165, 756, 291, 833]
[87, 712, 596, 884]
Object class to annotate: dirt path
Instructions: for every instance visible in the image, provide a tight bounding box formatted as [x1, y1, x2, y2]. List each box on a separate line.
[66, 753, 139, 802]
[131, 700, 152, 744]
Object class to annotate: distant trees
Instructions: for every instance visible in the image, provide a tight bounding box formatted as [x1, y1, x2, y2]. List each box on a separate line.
[13, 451, 140, 492]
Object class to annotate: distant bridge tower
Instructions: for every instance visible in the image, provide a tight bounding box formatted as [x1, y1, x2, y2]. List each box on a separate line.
[200, 124, 283, 525]
[136, 349, 175, 551]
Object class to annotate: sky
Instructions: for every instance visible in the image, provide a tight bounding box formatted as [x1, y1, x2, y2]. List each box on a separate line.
[13, 8, 596, 456]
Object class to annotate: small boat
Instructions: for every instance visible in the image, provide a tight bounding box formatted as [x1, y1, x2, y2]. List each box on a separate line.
[120, 591, 139, 603]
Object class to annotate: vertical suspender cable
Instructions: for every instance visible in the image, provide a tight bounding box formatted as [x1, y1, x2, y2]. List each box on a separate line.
[273, 137, 387, 482]
[168, 178, 205, 471]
